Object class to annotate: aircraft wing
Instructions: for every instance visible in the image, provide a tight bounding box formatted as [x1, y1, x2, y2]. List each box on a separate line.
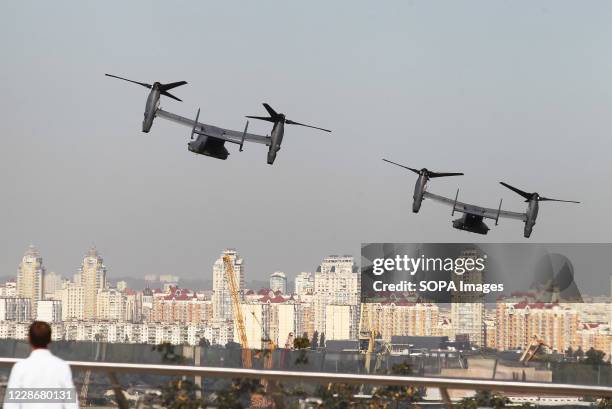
[423, 191, 527, 221]
[156, 108, 271, 146]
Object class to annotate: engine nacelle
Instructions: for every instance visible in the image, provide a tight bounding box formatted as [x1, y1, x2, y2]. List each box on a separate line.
[412, 193, 424, 213]
[267, 148, 277, 165]
[412, 175, 427, 213]
[142, 89, 160, 133]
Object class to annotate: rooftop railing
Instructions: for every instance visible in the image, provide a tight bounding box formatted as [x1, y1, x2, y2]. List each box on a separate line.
[0, 357, 611, 408]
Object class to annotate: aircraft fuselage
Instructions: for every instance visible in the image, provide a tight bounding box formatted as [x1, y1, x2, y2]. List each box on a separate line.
[453, 214, 490, 235]
[188, 135, 229, 160]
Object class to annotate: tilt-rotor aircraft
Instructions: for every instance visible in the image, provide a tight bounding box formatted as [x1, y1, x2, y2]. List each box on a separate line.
[105, 74, 330, 164]
[382, 159, 579, 238]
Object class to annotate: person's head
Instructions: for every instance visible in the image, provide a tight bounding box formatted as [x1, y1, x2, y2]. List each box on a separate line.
[28, 321, 51, 349]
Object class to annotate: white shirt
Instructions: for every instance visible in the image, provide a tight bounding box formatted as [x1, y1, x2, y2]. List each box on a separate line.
[4, 349, 79, 409]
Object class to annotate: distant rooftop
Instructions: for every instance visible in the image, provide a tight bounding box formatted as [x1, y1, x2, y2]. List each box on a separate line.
[23, 244, 41, 258]
[325, 340, 359, 352]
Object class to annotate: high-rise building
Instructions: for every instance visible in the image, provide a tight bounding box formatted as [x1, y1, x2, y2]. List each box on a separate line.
[36, 300, 62, 322]
[80, 247, 107, 320]
[239, 302, 264, 349]
[201, 299, 213, 322]
[0, 281, 17, 297]
[141, 287, 154, 322]
[97, 288, 126, 321]
[60, 283, 84, 320]
[203, 319, 234, 346]
[275, 303, 297, 347]
[212, 249, 245, 320]
[450, 248, 485, 347]
[295, 299, 315, 339]
[116, 280, 128, 292]
[17, 245, 45, 315]
[43, 271, 63, 299]
[577, 323, 612, 359]
[360, 302, 440, 342]
[294, 272, 314, 297]
[152, 287, 207, 324]
[124, 290, 143, 322]
[123, 290, 140, 322]
[269, 272, 287, 294]
[0, 297, 31, 321]
[325, 304, 358, 340]
[313, 255, 360, 338]
[496, 302, 579, 352]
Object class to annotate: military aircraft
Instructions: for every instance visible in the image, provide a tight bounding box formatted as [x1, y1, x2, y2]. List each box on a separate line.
[246, 103, 331, 164]
[105, 74, 187, 133]
[381, 159, 463, 213]
[105, 74, 330, 164]
[383, 159, 580, 238]
[498, 182, 580, 238]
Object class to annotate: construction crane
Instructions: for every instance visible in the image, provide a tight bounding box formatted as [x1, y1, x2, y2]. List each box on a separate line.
[250, 311, 275, 370]
[223, 255, 252, 368]
[358, 306, 377, 372]
[362, 329, 376, 373]
[520, 335, 551, 364]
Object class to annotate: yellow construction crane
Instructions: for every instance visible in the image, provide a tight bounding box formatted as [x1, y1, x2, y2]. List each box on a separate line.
[222, 255, 252, 368]
[250, 311, 275, 370]
[520, 335, 551, 364]
[358, 305, 376, 371]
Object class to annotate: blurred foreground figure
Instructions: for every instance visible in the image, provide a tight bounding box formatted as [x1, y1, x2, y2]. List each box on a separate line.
[4, 321, 78, 409]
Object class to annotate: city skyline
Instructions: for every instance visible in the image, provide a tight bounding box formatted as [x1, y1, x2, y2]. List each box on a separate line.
[4, 245, 358, 294]
[0, 246, 611, 360]
[1, 244, 335, 285]
[6, 243, 612, 299]
[2, 2, 612, 282]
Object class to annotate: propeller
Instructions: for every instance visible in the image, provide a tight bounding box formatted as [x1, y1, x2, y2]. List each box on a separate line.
[500, 182, 580, 203]
[246, 103, 331, 132]
[382, 159, 463, 178]
[105, 74, 187, 102]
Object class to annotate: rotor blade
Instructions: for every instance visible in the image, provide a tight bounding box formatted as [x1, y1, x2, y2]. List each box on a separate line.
[246, 115, 276, 123]
[500, 182, 532, 200]
[538, 197, 580, 204]
[382, 159, 420, 174]
[429, 172, 464, 178]
[285, 119, 331, 132]
[262, 103, 279, 118]
[105, 74, 152, 89]
[160, 90, 182, 102]
[160, 81, 187, 91]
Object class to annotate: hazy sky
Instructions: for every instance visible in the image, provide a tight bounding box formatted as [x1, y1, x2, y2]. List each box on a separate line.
[1, 1, 611, 282]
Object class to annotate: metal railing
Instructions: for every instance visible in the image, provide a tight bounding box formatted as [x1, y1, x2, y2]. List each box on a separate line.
[0, 357, 611, 407]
